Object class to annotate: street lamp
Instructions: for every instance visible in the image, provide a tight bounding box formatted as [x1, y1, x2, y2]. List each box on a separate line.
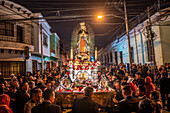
[97, 15, 103, 19]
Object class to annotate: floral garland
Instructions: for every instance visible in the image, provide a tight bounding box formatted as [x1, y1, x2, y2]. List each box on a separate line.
[65, 60, 101, 70]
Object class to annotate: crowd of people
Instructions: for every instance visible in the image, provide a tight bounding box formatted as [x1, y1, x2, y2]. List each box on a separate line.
[0, 63, 170, 113]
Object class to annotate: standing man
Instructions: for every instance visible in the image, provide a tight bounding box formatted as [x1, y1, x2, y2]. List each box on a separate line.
[15, 81, 30, 113]
[32, 89, 61, 113]
[72, 87, 98, 113]
[114, 80, 123, 101]
[24, 88, 42, 113]
[115, 85, 140, 113]
[159, 72, 170, 110]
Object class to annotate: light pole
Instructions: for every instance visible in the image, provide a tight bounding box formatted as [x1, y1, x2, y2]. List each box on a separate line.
[40, 24, 44, 75]
[147, 7, 156, 78]
[124, 0, 132, 69]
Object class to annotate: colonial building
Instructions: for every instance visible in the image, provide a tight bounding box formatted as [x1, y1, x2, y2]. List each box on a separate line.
[44, 33, 60, 69]
[98, 7, 170, 67]
[0, 0, 35, 78]
[0, 1, 60, 77]
[29, 13, 52, 74]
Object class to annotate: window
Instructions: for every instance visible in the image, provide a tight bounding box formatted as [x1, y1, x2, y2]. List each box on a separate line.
[0, 62, 24, 78]
[17, 26, 23, 43]
[110, 51, 113, 62]
[0, 22, 14, 36]
[43, 33, 48, 46]
[131, 47, 134, 63]
[57, 46, 59, 53]
[107, 53, 109, 63]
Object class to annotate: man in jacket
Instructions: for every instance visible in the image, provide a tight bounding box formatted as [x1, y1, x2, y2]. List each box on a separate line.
[72, 87, 98, 113]
[32, 89, 61, 113]
[159, 72, 170, 110]
[24, 88, 42, 113]
[115, 85, 140, 113]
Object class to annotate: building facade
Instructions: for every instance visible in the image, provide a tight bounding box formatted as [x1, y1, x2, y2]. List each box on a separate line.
[98, 7, 170, 67]
[44, 33, 60, 69]
[29, 13, 52, 74]
[0, 1, 61, 77]
[0, 0, 35, 78]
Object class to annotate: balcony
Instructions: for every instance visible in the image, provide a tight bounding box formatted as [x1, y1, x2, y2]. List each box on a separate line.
[0, 36, 34, 51]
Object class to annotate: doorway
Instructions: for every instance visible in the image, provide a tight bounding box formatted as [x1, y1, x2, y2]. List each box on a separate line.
[119, 51, 123, 64]
[114, 51, 118, 64]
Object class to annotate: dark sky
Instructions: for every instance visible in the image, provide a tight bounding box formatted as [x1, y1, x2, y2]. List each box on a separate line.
[10, 0, 156, 49]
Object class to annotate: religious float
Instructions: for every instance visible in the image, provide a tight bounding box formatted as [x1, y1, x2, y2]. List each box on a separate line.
[55, 22, 116, 109]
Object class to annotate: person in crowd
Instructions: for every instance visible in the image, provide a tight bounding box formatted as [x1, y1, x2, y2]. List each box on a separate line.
[151, 91, 162, 113]
[72, 87, 98, 113]
[51, 78, 57, 90]
[129, 82, 138, 94]
[147, 70, 154, 83]
[159, 72, 170, 110]
[12, 79, 19, 89]
[114, 80, 123, 101]
[145, 76, 155, 98]
[0, 81, 13, 113]
[24, 88, 42, 113]
[135, 72, 145, 86]
[28, 81, 35, 93]
[14, 81, 30, 113]
[54, 73, 61, 87]
[32, 89, 61, 113]
[120, 82, 128, 89]
[97, 71, 102, 82]
[6, 85, 17, 111]
[115, 85, 140, 113]
[138, 99, 154, 113]
[17, 73, 23, 85]
[46, 82, 52, 89]
[131, 65, 138, 76]
[127, 73, 135, 83]
[137, 85, 147, 100]
[28, 76, 34, 82]
[10, 74, 16, 85]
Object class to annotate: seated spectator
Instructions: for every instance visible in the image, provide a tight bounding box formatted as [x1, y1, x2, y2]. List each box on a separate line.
[138, 99, 154, 113]
[24, 88, 42, 113]
[0, 81, 13, 113]
[151, 91, 162, 113]
[32, 89, 61, 113]
[115, 85, 140, 113]
[72, 87, 98, 113]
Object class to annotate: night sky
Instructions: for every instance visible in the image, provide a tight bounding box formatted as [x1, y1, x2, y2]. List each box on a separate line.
[10, 0, 156, 49]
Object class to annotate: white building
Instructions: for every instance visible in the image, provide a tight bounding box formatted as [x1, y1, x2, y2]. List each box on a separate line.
[98, 7, 170, 67]
[28, 13, 52, 74]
